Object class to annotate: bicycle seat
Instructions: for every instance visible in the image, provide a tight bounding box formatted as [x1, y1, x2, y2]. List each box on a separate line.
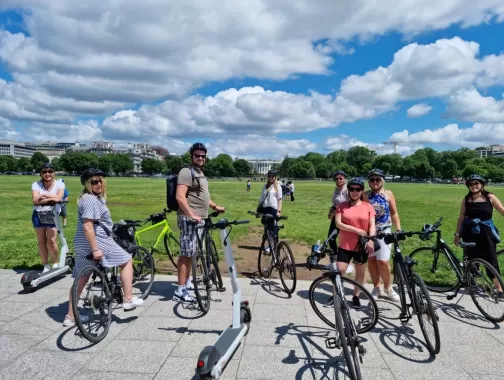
[459, 242, 476, 248]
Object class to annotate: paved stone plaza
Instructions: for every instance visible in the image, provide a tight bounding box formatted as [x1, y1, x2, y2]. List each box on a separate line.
[0, 269, 503, 379]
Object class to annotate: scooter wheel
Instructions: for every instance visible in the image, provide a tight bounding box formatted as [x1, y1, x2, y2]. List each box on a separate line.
[22, 283, 33, 293]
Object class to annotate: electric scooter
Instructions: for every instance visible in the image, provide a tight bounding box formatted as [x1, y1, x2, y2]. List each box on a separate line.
[21, 201, 75, 292]
[195, 218, 252, 380]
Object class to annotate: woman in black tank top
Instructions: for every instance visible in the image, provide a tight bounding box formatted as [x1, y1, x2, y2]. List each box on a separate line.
[455, 174, 504, 290]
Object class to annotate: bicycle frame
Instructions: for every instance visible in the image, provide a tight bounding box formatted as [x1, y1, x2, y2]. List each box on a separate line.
[431, 231, 465, 280]
[134, 219, 173, 250]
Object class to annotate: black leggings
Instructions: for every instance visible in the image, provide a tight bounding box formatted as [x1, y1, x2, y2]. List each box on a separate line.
[327, 218, 339, 253]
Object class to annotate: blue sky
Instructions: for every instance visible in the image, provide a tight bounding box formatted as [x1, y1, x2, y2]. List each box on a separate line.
[1, 3, 504, 158]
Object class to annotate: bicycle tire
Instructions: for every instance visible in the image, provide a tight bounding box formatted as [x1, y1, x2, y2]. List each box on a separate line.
[127, 245, 155, 299]
[193, 252, 211, 314]
[342, 302, 363, 380]
[409, 247, 460, 293]
[496, 249, 504, 277]
[209, 239, 224, 290]
[412, 273, 441, 355]
[309, 275, 379, 334]
[257, 234, 274, 278]
[72, 265, 112, 343]
[163, 233, 181, 269]
[277, 241, 297, 295]
[393, 260, 407, 313]
[467, 258, 504, 323]
[334, 292, 359, 380]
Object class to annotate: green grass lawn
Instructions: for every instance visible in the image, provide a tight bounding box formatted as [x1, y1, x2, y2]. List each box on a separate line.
[2, 175, 504, 283]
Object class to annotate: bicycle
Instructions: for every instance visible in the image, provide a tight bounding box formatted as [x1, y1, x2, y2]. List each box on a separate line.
[71, 252, 147, 343]
[121, 208, 181, 269]
[409, 217, 504, 323]
[362, 226, 441, 355]
[247, 210, 297, 295]
[189, 211, 228, 314]
[308, 260, 379, 379]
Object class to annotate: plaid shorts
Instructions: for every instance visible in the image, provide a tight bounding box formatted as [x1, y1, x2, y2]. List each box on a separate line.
[177, 215, 205, 257]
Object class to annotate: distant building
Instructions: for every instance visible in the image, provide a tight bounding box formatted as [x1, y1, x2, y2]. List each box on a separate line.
[0, 139, 36, 159]
[56, 142, 87, 150]
[476, 145, 504, 158]
[87, 141, 115, 157]
[151, 146, 170, 158]
[115, 143, 163, 173]
[25, 141, 64, 162]
[247, 159, 282, 175]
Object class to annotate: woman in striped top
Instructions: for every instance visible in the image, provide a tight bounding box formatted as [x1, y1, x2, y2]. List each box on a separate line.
[63, 168, 143, 327]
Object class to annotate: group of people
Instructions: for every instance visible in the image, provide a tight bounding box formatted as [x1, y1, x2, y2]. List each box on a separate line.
[29, 142, 504, 323]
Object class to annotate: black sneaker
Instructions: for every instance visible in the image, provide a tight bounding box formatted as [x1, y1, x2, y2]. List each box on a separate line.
[352, 295, 361, 309]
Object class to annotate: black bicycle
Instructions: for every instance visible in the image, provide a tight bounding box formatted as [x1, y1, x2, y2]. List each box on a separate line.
[247, 210, 297, 295]
[71, 252, 145, 343]
[189, 211, 230, 314]
[410, 217, 504, 323]
[363, 226, 441, 355]
[308, 264, 378, 379]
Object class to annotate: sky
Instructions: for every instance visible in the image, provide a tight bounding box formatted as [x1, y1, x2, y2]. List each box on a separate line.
[1, 1, 504, 160]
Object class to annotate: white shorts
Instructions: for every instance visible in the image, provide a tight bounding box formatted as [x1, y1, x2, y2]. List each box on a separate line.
[369, 226, 391, 261]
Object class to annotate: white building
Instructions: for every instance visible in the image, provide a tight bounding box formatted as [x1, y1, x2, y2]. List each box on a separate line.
[0, 139, 36, 159]
[247, 159, 282, 175]
[115, 143, 163, 173]
[476, 145, 504, 158]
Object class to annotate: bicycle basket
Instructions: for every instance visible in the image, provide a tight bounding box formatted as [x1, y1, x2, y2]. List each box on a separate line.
[151, 213, 165, 225]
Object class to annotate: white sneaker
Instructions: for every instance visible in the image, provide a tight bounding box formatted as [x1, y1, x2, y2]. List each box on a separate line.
[371, 287, 381, 300]
[123, 296, 144, 310]
[42, 264, 50, 273]
[63, 314, 89, 327]
[384, 287, 400, 302]
[52, 263, 59, 269]
[185, 281, 194, 290]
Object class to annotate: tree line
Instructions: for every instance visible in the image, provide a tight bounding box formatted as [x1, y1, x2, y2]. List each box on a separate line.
[2, 146, 502, 181]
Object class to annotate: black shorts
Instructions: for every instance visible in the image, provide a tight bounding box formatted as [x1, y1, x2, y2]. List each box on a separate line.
[337, 247, 368, 265]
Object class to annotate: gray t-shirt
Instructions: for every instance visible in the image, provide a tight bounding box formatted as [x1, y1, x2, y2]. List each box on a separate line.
[177, 166, 210, 218]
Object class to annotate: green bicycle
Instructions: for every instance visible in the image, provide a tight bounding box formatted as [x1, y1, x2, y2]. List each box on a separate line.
[122, 208, 181, 269]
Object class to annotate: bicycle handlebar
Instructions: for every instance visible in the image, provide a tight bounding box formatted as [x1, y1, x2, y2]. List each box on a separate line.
[361, 216, 444, 243]
[195, 218, 250, 230]
[247, 210, 288, 221]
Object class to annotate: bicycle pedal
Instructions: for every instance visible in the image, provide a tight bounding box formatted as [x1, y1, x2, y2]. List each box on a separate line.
[447, 294, 456, 301]
[325, 337, 341, 349]
[358, 345, 367, 356]
[361, 317, 371, 327]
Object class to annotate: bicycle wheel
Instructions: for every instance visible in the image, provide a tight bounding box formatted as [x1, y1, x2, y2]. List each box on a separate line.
[193, 252, 211, 314]
[72, 265, 112, 343]
[412, 273, 441, 355]
[334, 292, 359, 380]
[277, 241, 297, 295]
[309, 275, 378, 334]
[163, 233, 181, 269]
[342, 302, 363, 380]
[257, 234, 274, 278]
[209, 239, 224, 291]
[496, 249, 504, 278]
[409, 247, 460, 293]
[127, 245, 155, 300]
[393, 260, 407, 311]
[467, 258, 504, 323]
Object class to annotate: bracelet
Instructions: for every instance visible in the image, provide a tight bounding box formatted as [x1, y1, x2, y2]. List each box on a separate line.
[91, 248, 99, 252]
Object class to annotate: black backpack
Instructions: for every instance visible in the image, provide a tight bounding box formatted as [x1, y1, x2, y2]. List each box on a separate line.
[166, 165, 200, 211]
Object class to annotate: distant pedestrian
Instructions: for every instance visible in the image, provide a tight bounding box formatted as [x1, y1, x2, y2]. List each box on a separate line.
[246, 179, 251, 192]
[288, 181, 295, 201]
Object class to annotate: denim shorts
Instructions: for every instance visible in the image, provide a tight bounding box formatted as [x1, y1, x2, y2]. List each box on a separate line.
[32, 210, 56, 228]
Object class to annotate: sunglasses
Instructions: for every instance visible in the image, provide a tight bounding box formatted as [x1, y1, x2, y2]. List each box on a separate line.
[41, 170, 54, 174]
[335, 177, 345, 181]
[468, 181, 481, 186]
[369, 177, 382, 183]
[348, 187, 362, 192]
[194, 154, 206, 159]
[91, 179, 102, 185]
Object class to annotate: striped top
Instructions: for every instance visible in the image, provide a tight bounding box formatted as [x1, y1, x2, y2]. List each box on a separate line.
[73, 193, 130, 267]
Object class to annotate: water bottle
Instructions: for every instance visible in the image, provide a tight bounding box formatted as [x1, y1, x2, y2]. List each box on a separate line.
[313, 240, 321, 254]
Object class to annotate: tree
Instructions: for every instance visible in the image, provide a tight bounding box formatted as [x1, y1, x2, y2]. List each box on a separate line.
[301, 152, 325, 167]
[278, 156, 296, 177]
[233, 159, 252, 177]
[441, 159, 458, 180]
[315, 161, 334, 179]
[50, 157, 60, 171]
[17, 157, 31, 172]
[206, 155, 235, 177]
[30, 152, 49, 170]
[181, 152, 192, 165]
[346, 146, 376, 175]
[289, 160, 316, 179]
[326, 150, 348, 166]
[452, 148, 478, 170]
[165, 155, 184, 174]
[414, 162, 435, 179]
[141, 158, 163, 175]
[381, 162, 391, 175]
[112, 154, 133, 174]
[99, 154, 116, 174]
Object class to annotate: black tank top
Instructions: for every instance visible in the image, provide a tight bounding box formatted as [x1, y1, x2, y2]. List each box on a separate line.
[465, 196, 493, 220]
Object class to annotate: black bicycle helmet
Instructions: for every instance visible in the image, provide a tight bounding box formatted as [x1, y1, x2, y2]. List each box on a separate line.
[189, 142, 207, 155]
[267, 169, 277, 176]
[81, 168, 106, 185]
[39, 162, 55, 172]
[347, 177, 365, 189]
[332, 170, 347, 178]
[465, 174, 486, 187]
[367, 168, 385, 179]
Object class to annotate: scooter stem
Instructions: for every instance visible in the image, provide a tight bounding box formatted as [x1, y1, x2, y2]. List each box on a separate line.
[220, 228, 241, 329]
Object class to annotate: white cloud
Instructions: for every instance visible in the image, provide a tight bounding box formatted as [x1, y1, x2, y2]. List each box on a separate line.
[324, 134, 421, 156]
[407, 103, 433, 117]
[0, 116, 19, 139]
[25, 120, 103, 143]
[446, 87, 504, 122]
[389, 123, 504, 147]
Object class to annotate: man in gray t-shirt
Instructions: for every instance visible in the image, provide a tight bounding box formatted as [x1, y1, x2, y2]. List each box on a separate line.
[173, 142, 226, 303]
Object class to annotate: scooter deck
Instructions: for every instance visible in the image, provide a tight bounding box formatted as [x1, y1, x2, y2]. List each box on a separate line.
[214, 324, 247, 357]
[25, 266, 69, 287]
